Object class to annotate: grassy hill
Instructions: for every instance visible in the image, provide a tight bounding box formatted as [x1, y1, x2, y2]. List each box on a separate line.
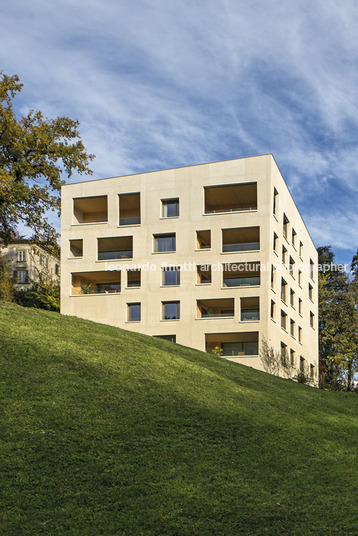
[0, 301, 358, 536]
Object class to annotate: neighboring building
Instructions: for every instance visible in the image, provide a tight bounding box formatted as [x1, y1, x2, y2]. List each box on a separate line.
[61, 154, 319, 382]
[1, 241, 60, 288]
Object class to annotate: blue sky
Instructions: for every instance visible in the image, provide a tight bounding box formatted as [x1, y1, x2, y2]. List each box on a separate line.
[1, 0, 357, 265]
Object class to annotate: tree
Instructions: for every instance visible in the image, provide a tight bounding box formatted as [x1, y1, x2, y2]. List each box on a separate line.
[0, 70, 94, 245]
[14, 272, 60, 312]
[0, 251, 14, 301]
[318, 246, 358, 389]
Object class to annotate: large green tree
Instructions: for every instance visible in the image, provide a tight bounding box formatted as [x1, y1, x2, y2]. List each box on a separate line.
[0, 70, 94, 245]
[318, 246, 358, 389]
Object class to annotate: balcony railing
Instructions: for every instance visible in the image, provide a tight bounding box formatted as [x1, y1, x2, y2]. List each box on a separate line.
[222, 242, 260, 252]
[223, 276, 260, 287]
[201, 310, 234, 318]
[205, 206, 257, 214]
[119, 217, 140, 226]
[98, 250, 133, 260]
[241, 310, 260, 321]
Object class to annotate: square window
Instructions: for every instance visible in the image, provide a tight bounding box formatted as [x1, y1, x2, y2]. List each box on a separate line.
[154, 233, 176, 253]
[163, 301, 180, 320]
[162, 198, 179, 218]
[162, 267, 180, 286]
[127, 269, 141, 288]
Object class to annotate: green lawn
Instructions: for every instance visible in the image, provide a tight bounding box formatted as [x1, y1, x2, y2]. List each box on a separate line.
[0, 301, 357, 535]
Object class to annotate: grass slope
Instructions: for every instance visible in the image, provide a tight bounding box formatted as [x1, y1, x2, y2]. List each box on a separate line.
[0, 302, 358, 536]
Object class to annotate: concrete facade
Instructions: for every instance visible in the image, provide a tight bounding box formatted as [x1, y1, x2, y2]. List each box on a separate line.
[61, 155, 319, 383]
[1, 242, 60, 288]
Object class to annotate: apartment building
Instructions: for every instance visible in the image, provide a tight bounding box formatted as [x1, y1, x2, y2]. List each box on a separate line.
[61, 154, 318, 382]
[1, 241, 60, 287]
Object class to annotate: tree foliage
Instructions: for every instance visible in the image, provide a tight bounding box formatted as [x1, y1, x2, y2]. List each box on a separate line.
[14, 272, 60, 312]
[318, 246, 358, 390]
[0, 70, 94, 245]
[0, 251, 14, 301]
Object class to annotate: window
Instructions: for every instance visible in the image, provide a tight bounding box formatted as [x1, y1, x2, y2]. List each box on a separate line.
[40, 254, 48, 267]
[222, 227, 260, 252]
[162, 198, 179, 218]
[310, 259, 314, 280]
[290, 349, 296, 366]
[290, 288, 295, 307]
[270, 300, 276, 319]
[271, 265, 276, 289]
[310, 364, 315, 381]
[55, 264, 60, 276]
[154, 335, 176, 343]
[127, 303, 141, 322]
[71, 271, 121, 295]
[163, 301, 180, 320]
[197, 298, 234, 319]
[281, 278, 287, 303]
[273, 233, 278, 253]
[162, 267, 180, 286]
[222, 341, 258, 356]
[222, 262, 260, 287]
[273, 188, 278, 216]
[308, 283, 313, 301]
[281, 310, 287, 330]
[98, 236, 133, 260]
[154, 233, 176, 253]
[298, 270, 302, 286]
[240, 297, 259, 322]
[196, 230, 211, 250]
[281, 342, 288, 364]
[282, 245, 287, 265]
[70, 239, 83, 258]
[283, 214, 289, 239]
[127, 269, 141, 288]
[298, 298, 302, 315]
[299, 241, 303, 258]
[310, 312, 315, 328]
[298, 326, 302, 343]
[17, 250, 26, 261]
[204, 183, 257, 214]
[197, 264, 211, 284]
[119, 193, 140, 225]
[73, 195, 108, 224]
[289, 257, 295, 278]
[17, 270, 27, 284]
[290, 319, 295, 337]
[300, 356, 305, 373]
[292, 229, 297, 248]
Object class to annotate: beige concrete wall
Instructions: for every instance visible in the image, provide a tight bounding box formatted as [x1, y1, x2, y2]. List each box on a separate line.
[61, 154, 319, 384]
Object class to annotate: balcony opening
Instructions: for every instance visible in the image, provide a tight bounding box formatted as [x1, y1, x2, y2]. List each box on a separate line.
[154, 335, 176, 343]
[222, 262, 260, 287]
[162, 301, 180, 320]
[127, 269, 141, 288]
[204, 182, 257, 214]
[154, 233, 176, 253]
[162, 198, 179, 218]
[98, 236, 133, 260]
[71, 271, 121, 295]
[127, 302, 141, 322]
[222, 226, 260, 253]
[197, 298, 234, 319]
[162, 266, 180, 286]
[205, 332, 259, 357]
[240, 297, 259, 321]
[69, 239, 83, 258]
[196, 230, 211, 250]
[73, 196, 108, 224]
[119, 193, 140, 226]
[197, 264, 212, 284]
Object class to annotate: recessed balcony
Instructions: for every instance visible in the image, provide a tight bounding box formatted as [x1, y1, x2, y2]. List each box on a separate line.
[240, 297, 260, 321]
[73, 196, 108, 224]
[205, 332, 259, 356]
[197, 298, 234, 319]
[71, 271, 121, 295]
[222, 262, 260, 287]
[204, 183, 257, 214]
[98, 236, 133, 260]
[119, 193, 141, 226]
[222, 227, 260, 253]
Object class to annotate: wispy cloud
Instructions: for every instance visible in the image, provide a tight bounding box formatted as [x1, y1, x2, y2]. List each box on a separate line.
[1, 0, 357, 261]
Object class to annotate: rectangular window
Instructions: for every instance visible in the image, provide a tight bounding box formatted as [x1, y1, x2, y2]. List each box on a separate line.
[98, 236, 133, 260]
[273, 188, 278, 216]
[298, 270, 302, 286]
[204, 183, 257, 214]
[127, 269, 141, 288]
[127, 303, 141, 322]
[197, 264, 212, 284]
[281, 310, 287, 330]
[290, 349, 296, 366]
[70, 239, 83, 258]
[17, 250, 26, 262]
[290, 319, 295, 337]
[154, 335, 176, 343]
[298, 326, 302, 343]
[310, 312, 315, 328]
[154, 233, 176, 253]
[55, 264, 60, 276]
[222, 227, 260, 252]
[281, 342, 288, 364]
[73, 195, 108, 224]
[40, 254, 48, 267]
[162, 267, 180, 286]
[17, 270, 27, 284]
[281, 278, 287, 303]
[298, 298, 302, 315]
[162, 198, 179, 218]
[119, 193, 140, 226]
[282, 245, 287, 265]
[271, 265, 276, 289]
[309, 283, 313, 301]
[196, 230, 211, 250]
[221, 341, 258, 356]
[163, 301, 180, 320]
[310, 259, 314, 280]
[273, 233, 278, 253]
[310, 364, 315, 380]
[289, 256, 295, 278]
[300, 356, 305, 373]
[197, 298, 234, 319]
[240, 297, 259, 321]
[283, 214, 289, 239]
[290, 288, 295, 307]
[299, 241, 303, 258]
[271, 300, 276, 319]
[292, 229, 297, 248]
